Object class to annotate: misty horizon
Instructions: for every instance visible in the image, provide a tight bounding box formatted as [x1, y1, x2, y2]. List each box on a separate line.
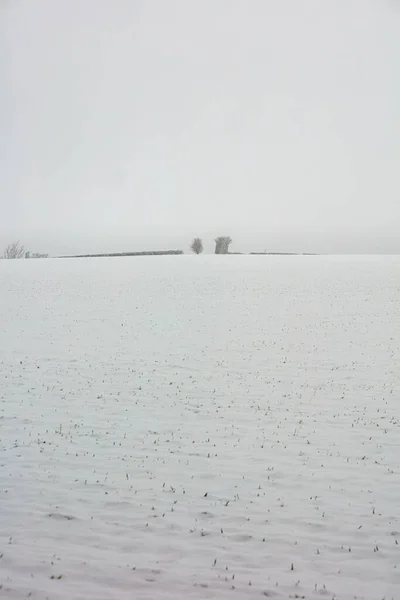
[8, 225, 400, 257]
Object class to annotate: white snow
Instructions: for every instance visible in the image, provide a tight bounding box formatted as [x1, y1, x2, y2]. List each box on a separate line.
[0, 255, 399, 600]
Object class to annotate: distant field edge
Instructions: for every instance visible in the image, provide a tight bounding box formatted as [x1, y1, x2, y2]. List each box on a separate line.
[59, 250, 184, 258]
[249, 252, 319, 255]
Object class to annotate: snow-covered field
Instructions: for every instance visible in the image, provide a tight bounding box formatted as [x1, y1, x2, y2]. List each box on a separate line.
[0, 255, 399, 600]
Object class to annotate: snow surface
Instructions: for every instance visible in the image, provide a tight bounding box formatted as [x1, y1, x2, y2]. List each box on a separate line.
[0, 255, 399, 600]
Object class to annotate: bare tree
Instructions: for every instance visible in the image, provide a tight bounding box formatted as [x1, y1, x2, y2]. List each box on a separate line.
[190, 238, 204, 254]
[3, 241, 26, 259]
[214, 236, 232, 254]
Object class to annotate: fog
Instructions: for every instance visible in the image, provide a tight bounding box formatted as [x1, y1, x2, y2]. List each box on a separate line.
[1, 0, 399, 255]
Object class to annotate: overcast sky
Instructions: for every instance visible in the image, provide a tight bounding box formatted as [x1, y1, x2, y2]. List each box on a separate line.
[1, 0, 399, 254]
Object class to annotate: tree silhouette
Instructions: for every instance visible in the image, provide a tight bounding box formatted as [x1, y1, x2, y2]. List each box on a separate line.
[214, 236, 232, 254]
[3, 241, 26, 259]
[190, 238, 204, 254]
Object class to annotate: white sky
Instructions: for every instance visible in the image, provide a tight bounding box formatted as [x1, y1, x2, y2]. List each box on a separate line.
[1, 0, 399, 254]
